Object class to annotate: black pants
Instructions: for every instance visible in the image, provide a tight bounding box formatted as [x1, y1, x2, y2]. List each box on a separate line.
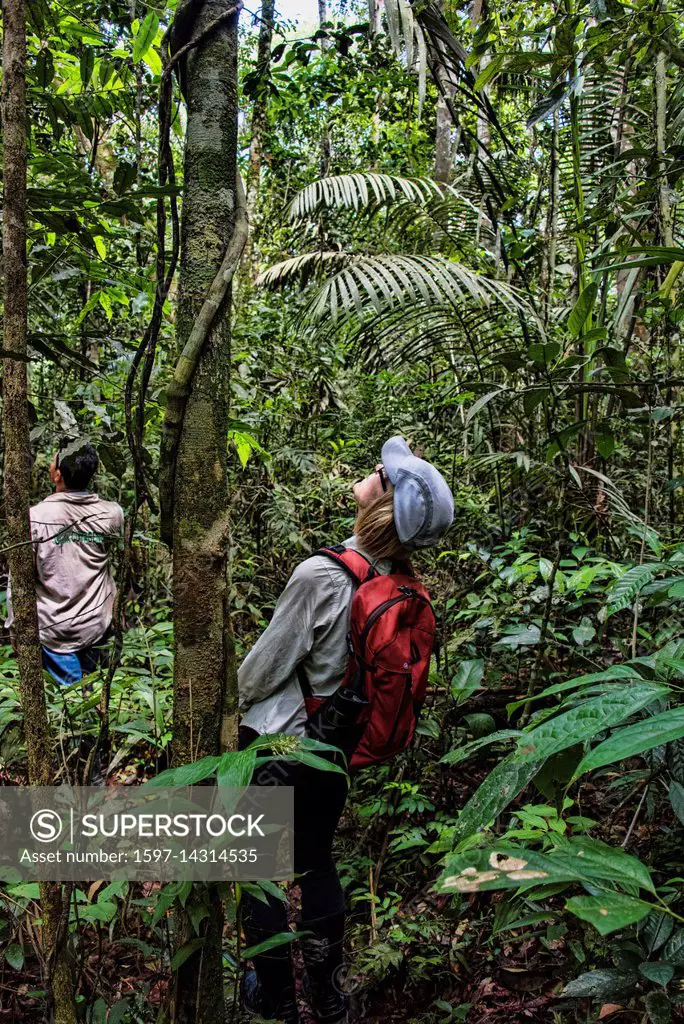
[239, 726, 349, 930]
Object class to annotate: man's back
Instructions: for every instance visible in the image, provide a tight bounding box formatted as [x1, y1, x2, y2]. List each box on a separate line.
[10, 491, 124, 652]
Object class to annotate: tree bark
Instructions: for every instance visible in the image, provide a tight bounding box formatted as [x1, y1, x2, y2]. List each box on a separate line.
[434, 92, 455, 182]
[2, 0, 76, 1019]
[470, 0, 490, 148]
[655, 49, 673, 248]
[433, 0, 458, 182]
[170, 0, 241, 1018]
[368, 0, 382, 36]
[242, 0, 275, 281]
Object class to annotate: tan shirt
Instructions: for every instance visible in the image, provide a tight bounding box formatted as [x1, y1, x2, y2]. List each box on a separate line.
[5, 492, 124, 653]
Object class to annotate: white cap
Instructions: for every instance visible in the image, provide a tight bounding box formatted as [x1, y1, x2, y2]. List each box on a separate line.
[381, 436, 454, 550]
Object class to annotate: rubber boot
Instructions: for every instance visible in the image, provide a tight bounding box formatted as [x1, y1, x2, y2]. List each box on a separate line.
[299, 913, 348, 1024]
[241, 933, 300, 1023]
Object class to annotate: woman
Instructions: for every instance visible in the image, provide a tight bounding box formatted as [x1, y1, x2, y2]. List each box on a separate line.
[238, 436, 454, 1023]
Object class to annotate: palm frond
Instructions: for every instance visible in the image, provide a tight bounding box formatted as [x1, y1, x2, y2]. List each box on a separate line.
[351, 302, 535, 373]
[288, 171, 499, 264]
[305, 255, 527, 324]
[287, 173, 451, 222]
[384, 0, 428, 115]
[256, 251, 352, 289]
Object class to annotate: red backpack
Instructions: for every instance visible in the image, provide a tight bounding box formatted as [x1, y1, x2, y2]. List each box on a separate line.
[297, 546, 436, 772]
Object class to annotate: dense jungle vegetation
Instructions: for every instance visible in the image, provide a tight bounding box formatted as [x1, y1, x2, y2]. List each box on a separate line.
[4, 0, 684, 1020]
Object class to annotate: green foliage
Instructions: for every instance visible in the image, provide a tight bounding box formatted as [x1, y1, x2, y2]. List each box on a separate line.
[5, 0, 684, 1018]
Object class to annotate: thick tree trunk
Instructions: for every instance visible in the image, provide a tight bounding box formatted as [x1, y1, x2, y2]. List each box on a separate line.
[170, 0, 241, 1019]
[1, 0, 76, 1020]
[172, 0, 239, 770]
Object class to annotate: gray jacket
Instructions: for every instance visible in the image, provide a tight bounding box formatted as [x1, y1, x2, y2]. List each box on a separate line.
[238, 536, 392, 737]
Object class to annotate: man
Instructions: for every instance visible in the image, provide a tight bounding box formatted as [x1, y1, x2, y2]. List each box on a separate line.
[5, 437, 124, 686]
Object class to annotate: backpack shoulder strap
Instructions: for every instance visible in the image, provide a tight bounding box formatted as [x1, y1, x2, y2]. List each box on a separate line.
[391, 558, 414, 577]
[312, 545, 379, 586]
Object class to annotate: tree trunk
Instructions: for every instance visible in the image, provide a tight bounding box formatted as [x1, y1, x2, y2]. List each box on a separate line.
[319, 0, 331, 173]
[470, 0, 490, 147]
[242, 0, 275, 282]
[433, 0, 457, 182]
[434, 92, 455, 182]
[170, 0, 241, 1018]
[368, 0, 382, 35]
[2, 0, 76, 1019]
[655, 49, 673, 248]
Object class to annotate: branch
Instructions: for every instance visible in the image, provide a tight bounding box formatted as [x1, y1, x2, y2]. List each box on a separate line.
[124, 70, 179, 518]
[164, 2, 242, 81]
[159, 174, 249, 547]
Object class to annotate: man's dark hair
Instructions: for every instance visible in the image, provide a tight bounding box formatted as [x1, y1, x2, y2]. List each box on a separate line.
[56, 437, 99, 490]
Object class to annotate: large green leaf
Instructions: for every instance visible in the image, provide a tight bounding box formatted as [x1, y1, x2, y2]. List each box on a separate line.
[494, 624, 541, 649]
[241, 930, 311, 959]
[438, 846, 583, 893]
[568, 282, 598, 337]
[572, 707, 684, 779]
[80, 47, 94, 87]
[640, 962, 674, 988]
[440, 730, 521, 766]
[465, 388, 504, 426]
[108, 1000, 131, 1024]
[668, 781, 684, 825]
[549, 837, 654, 892]
[561, 969, 638, 999]
[507, 665, 645, 715]
[4, 944, 24, 970]
[641, 913, 674, 954]
[527, 86, 568, 128]
[663, 928, 684, 965]
[143, 755, 221, 788]
[216, 749, 257, 788]
[132, 12, 159, 63]
[516, 684, 667, 763]
[645, 990, 671, 1024]
[474, 53, 505, 91]
[289, 750, 348, 777]
[599, 246, 684, 273]
[439, 839, 651, 895]
[170, 939, 204, 971]
[462, 713, 496, 737]
[601, 564, 666, 619]
[451, 658, 485, 703]
[79, 901, 117, 923]
[565, 893, 651, 935]
[450, 754, 544, 845]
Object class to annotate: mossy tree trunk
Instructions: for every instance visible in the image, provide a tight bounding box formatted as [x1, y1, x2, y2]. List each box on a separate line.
[2, 0, 76, 1019]
[169, 0, 241, 1019]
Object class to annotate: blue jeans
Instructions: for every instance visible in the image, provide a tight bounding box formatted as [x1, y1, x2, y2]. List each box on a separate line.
[41, 633, 111, 686]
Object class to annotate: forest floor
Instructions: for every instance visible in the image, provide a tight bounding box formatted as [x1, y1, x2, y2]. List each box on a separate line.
[2, 682, 681, 1023]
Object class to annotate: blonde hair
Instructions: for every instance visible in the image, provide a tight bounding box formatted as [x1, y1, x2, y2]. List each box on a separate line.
[354, 490, 411, 563]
